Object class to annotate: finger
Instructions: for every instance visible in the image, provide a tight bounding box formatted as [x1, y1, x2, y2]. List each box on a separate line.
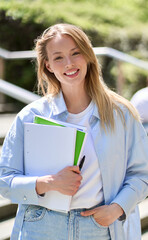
[68, 166, 81, 174]
[81, 208, 97, 216]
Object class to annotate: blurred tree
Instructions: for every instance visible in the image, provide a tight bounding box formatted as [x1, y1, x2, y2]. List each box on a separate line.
[0, 0, 148, 99]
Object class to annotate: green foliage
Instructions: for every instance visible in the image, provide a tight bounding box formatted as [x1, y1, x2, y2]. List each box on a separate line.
[111, 61, 148, 99]
[5, 59, 37, 91]
[1, 0, 148, 51]
[1, 0, 148, 37]
[0, 0, 148, 99]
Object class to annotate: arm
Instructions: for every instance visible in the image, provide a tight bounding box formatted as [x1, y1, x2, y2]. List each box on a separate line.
[36, 166, 82, 196]
[81, 115, 148, 226]
[111, 113, 148, 219]
[0, 114, 82, 204]
[0, 114, 40, 204]
[111, 134, 148, 218]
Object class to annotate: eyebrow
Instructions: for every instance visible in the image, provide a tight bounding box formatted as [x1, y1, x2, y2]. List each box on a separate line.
[52, 47, 79, 55]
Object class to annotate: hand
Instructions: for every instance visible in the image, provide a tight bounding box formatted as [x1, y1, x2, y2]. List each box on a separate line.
[81, 203, 124, 227]
[53, 166, 82, 195]
[36, 166, 82, 196]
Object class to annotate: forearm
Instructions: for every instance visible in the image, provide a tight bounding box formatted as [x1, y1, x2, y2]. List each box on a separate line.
[36, 166, 82, 196]
[36, 175, 55, 195]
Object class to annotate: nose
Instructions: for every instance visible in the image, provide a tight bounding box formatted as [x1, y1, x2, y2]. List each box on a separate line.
[65, 56, 74, 69]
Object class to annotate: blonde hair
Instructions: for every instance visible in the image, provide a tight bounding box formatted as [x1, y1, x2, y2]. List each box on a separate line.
[35, 23, 140, 130]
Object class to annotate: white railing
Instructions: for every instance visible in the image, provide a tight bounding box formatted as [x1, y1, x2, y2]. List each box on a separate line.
[0, 47, 148, 70]
[0, 79, 40, 104]
[94, 47, 148, 71]
[0, 48, 37, 59]
[0, 47, 148, 104]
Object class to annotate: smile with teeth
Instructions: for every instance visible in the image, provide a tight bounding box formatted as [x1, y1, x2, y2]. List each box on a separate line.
[64, 69, 79, 76]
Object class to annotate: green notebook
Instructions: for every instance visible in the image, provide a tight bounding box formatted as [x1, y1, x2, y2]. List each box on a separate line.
[34, 115, 86, 166]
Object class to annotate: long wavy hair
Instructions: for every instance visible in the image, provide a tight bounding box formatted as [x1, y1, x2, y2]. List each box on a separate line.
[35, 23, 140, 130]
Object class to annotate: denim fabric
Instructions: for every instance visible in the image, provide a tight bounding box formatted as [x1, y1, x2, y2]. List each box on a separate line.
[20, 205, 110, 240]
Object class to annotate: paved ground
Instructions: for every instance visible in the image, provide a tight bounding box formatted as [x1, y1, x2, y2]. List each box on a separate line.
[142, 230, 148, 240]
[139, 198, 148, 220]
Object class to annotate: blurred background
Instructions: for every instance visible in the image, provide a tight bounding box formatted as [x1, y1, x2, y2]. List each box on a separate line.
[0, 0, 148, 111]
[0, 0, 148, 239]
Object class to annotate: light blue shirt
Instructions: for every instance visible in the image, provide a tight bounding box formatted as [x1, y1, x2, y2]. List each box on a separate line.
[0, 92, 148, 240]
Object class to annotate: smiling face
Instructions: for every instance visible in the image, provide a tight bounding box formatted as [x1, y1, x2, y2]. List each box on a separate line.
[45, 34, 88, 92]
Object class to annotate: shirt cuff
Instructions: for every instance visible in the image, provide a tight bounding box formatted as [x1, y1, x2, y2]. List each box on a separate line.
[10, 175, 40, 205]
[111, 187, 138, 220]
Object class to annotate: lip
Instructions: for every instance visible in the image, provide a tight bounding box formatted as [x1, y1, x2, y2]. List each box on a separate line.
[64, 69, 79, 78]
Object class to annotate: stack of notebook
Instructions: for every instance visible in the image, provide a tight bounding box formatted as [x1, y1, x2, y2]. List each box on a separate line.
[24, 115, 87, 212]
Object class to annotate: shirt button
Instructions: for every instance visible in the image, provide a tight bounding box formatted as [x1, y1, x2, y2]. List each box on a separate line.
[23, 196, 27, 201]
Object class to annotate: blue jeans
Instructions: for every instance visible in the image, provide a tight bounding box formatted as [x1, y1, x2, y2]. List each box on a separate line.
[20, 205, 111, 240]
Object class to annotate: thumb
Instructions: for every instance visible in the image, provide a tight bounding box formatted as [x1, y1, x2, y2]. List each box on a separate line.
[81, 208, 97, 217]
[69, 165, 80, 174]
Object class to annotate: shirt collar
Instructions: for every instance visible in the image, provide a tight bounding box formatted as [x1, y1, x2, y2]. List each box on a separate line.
[51, 91, 68, 116]
[92, 103, 100, 120]
[50, 91, 100, 121]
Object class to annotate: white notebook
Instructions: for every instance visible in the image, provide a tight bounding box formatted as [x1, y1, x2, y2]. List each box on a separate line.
[24, 123, 77, 212]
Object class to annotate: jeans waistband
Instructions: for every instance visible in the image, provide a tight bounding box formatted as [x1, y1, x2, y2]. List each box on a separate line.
[70, 201, 104, 212]
[49, 201, 105, 216]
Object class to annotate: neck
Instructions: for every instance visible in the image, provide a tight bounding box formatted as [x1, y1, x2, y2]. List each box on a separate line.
[62, 86, 91, 114]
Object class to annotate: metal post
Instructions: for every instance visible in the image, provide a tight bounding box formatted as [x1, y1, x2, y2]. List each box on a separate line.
[0, 58, 6, 104]
[116, 60, 125, 96]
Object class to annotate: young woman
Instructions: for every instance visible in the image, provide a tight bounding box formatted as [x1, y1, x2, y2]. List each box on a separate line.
[0, 23, 148, 240]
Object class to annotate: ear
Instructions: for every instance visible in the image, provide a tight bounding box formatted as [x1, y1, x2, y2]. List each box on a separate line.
[45, 61, 53, 73]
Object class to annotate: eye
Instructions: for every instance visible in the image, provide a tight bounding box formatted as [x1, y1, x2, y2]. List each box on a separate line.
[54, 56, 63, 61]
[72, 51, 80, 56]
